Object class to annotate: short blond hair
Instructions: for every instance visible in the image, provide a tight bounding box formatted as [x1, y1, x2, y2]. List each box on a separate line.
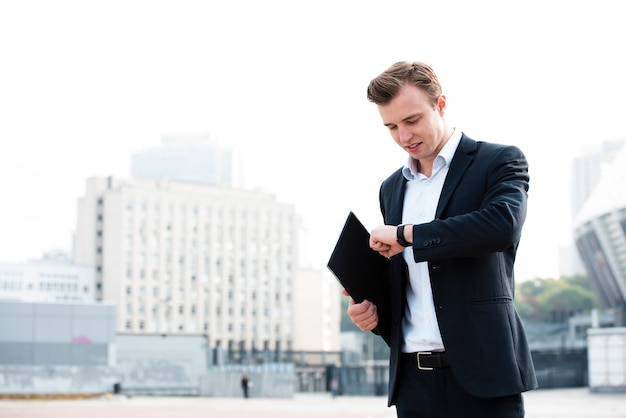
[367, 61, 442, 107]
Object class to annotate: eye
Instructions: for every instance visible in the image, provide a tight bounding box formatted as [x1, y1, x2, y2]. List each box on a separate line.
[406, 118, 419, 125]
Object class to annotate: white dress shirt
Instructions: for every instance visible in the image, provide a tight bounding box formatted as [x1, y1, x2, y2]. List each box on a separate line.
[401, 129, 462, 353]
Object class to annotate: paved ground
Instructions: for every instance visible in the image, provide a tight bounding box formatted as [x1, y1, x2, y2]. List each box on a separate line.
[1, 388, 625, 418]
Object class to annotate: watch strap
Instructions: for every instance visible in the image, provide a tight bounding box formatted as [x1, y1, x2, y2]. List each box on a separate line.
[396, 224, 411, 247]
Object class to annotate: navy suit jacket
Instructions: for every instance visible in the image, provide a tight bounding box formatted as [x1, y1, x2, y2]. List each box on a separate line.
[376, 134, 538, 405]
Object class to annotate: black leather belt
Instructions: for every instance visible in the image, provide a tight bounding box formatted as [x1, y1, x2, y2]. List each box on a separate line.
[402, 351, 449, 370]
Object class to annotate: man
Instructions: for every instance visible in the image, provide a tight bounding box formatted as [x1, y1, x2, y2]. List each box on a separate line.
[241, 373, 249, 398]
[345, 61, 537, 417]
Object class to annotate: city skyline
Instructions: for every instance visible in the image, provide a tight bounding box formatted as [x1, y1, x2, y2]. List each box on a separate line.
[1, 1, 625, 282]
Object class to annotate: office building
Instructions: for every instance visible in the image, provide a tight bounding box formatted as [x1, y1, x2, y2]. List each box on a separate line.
[571, 139, 625, 220]
[0, 252, 95, 303]
[131, 132, 234, 187]
[573, 142, 626, 325]
[561, 139, 626, 277]
[74, 176, 299, 360]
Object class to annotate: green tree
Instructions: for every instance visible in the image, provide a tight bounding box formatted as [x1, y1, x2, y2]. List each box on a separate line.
[515, 275, 600, 323]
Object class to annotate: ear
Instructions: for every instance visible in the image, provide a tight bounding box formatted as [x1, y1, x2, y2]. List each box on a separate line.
[437, 94, 447, 116]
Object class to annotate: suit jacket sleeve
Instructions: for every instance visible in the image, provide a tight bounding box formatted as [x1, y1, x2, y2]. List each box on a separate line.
[409, 143, 529, 261]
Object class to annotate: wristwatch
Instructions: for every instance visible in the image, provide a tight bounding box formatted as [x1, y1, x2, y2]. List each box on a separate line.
[396, 224, 411, 247]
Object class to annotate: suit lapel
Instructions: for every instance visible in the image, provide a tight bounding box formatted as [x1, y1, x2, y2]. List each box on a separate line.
[435, 135, 476, 218]
[388, 170, 407, 225]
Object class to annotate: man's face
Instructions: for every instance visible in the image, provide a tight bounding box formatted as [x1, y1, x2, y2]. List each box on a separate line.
[377, 83, 448, 165]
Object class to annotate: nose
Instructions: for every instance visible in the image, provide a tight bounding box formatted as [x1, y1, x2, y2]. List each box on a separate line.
[398, 126, 412, 144]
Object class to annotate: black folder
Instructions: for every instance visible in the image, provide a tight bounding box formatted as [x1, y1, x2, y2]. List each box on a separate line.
[327, 212, 391, 332]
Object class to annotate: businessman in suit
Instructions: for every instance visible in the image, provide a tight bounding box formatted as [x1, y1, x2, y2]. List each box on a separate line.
[345, 61, 537, 417]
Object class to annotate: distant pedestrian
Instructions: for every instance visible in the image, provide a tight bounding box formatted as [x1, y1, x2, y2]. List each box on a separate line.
[241, 373, 250, 398]
[330, 376, 339, 398]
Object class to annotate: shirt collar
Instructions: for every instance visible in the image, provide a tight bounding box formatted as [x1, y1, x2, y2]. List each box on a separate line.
[402, 129, 462, 180]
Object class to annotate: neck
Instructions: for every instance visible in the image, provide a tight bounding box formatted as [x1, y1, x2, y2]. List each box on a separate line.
[416, 160, 433, 177]
[416, 127, 454, 177]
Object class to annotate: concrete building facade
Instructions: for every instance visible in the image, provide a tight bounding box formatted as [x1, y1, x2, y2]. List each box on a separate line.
[74, 176, 299, 360]
[0, 256, 95, 303]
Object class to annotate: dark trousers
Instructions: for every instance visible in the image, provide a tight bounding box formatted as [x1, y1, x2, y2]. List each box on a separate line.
[396, 354, 524, 418]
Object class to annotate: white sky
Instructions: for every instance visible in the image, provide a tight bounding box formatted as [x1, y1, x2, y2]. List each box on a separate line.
[1, 0, 625, 281]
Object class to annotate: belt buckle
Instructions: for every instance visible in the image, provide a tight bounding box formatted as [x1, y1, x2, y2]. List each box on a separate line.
[417, 352, 433, 371]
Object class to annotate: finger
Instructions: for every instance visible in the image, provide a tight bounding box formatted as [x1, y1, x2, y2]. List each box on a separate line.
[348, 298, 367, 311]
[359, 316, 379, 331]
[351, 303, 375, 322]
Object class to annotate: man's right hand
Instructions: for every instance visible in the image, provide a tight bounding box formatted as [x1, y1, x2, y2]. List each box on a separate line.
[342, 289, 379, 331]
